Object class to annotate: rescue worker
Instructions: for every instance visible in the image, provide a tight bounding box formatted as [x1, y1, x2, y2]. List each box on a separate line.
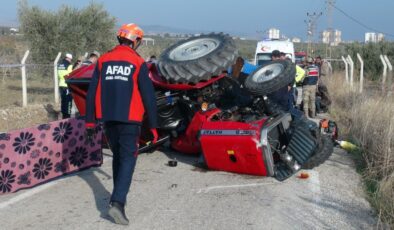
[280, 52, 286, 60]
[293, 63, 306, 104]
[315, 56, 330, 85]
[72, 57, 82, 70]
[57, 53, 73, 119]
[85, 23, 158, 225]
[147, 55, 157, 64]
[295, 63, 306, 83]
[302, 57, 319, 118]
[81, 51, 100, 66]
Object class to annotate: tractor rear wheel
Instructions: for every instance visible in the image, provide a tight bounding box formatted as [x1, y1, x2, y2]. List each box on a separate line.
[302, 135, 334, 169]
[158, 33, 238, 84]
[244, 60, 295, 96]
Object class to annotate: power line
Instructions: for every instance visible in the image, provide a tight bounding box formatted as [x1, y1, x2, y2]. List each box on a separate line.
[329, 2, 394, 38]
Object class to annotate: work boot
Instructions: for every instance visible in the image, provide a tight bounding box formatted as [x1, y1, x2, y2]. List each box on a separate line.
[108, 201, 129, 225]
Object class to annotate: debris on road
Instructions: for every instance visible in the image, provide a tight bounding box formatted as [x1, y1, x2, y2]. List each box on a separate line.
[298, 172, 310, 179]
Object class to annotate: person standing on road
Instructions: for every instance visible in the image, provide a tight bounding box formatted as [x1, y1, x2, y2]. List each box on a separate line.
[85, 23, 158, 226]
[302, 57, 319, 118]
[57, 53, 73, 119]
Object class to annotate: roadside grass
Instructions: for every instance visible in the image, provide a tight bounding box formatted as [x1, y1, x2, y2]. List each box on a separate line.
[327, 73, 394, 228]
[0, 72, 55, 131]
[0, 75, 54, 108]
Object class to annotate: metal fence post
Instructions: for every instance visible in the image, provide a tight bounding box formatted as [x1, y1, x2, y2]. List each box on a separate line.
[380, 55, 388, 92]
[347, 55, 354, 89]
[54, 52, 62, 104]
[357, 53, 364, 93]
[21, 50, 30, 107]
[384, 55, 393, 93]
[326, 61, 333, 77]
[341, 56, 349, 83]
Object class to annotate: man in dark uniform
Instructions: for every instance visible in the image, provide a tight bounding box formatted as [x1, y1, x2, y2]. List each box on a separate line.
[85, 23, 158, 225]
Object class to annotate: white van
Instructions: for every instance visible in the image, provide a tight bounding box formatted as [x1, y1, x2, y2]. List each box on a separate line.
[254, 39, 295, 66]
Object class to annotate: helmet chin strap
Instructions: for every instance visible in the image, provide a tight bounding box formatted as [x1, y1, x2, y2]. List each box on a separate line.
[117, 36, 142, 50]
[133, 39, 142, 50]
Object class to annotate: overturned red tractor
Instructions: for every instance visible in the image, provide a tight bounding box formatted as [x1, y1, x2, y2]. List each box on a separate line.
[66, 33, 333, 181]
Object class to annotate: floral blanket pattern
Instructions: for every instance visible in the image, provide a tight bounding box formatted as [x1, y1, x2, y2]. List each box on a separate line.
[0, 118, 102, 194]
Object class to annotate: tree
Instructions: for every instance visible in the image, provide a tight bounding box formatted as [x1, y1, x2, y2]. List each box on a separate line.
[18, 0, 116, 63]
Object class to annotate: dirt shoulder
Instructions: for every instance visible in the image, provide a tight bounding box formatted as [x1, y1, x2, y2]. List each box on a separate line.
[0, 103, 59, 132]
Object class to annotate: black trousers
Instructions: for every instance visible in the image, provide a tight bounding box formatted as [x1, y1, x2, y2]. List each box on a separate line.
[104, 121, 140, 205]
[60, 87, 72, 119]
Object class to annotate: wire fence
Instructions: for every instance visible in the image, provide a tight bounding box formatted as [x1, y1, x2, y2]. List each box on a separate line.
[0, 63, 55, 108]
[0, 49, 393, 109]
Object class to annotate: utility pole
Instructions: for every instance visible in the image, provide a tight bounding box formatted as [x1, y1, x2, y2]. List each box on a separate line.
[305, 12, 322, 57]
[325, 0, 335, 58]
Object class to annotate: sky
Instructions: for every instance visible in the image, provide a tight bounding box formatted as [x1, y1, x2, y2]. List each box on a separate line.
[1, 0, 393, 41]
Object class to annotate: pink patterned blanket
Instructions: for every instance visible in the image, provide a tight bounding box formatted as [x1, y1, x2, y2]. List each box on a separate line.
[0, 118, 102, 194]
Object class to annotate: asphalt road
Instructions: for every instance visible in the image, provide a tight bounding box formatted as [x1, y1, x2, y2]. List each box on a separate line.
[0, 143, 378, 230]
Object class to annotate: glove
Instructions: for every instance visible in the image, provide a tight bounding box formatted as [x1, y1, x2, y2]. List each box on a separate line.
[86, 127, 95, 143]
[150, 128, 158, 144]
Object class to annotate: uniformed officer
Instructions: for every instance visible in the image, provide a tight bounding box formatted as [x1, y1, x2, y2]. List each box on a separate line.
[57, 53, 73, 118]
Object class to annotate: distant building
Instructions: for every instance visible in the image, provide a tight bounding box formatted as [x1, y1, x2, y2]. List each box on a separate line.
[377, 33, 385, 42]
[267, 28, 280, 39]
[292, 37, 301, 43]
[365, 32, 384, 43]
[321, 29, 341, 46]
[142, 37, 155, 46]
[365, 33, 375, 43]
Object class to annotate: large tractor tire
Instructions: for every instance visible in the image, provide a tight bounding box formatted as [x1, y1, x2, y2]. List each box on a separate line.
[158, 33, 238, 84]
[244, 60, 295, 96]
[302, 135, 334, 169]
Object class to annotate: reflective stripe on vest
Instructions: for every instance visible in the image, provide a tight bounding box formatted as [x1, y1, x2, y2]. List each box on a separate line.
[58, 61, 72, 87]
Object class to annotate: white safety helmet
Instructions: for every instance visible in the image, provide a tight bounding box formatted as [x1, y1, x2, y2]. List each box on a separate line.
[65, 53, 73, 60]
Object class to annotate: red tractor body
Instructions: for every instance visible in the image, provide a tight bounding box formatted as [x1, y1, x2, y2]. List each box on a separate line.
[65, 34, 332, 181]
[66, 63, 303, 179]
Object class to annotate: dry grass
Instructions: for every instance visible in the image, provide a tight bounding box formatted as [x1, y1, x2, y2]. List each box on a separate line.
[0, 76, 54, 108]
[0, 63, 55, 107]
[327, 73, 394, 227]
[0, 68, 57, 132]
[0, 104, 55, 132]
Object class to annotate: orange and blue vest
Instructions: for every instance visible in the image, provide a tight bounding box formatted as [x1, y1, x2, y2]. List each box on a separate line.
[85, 45, 157, 128]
